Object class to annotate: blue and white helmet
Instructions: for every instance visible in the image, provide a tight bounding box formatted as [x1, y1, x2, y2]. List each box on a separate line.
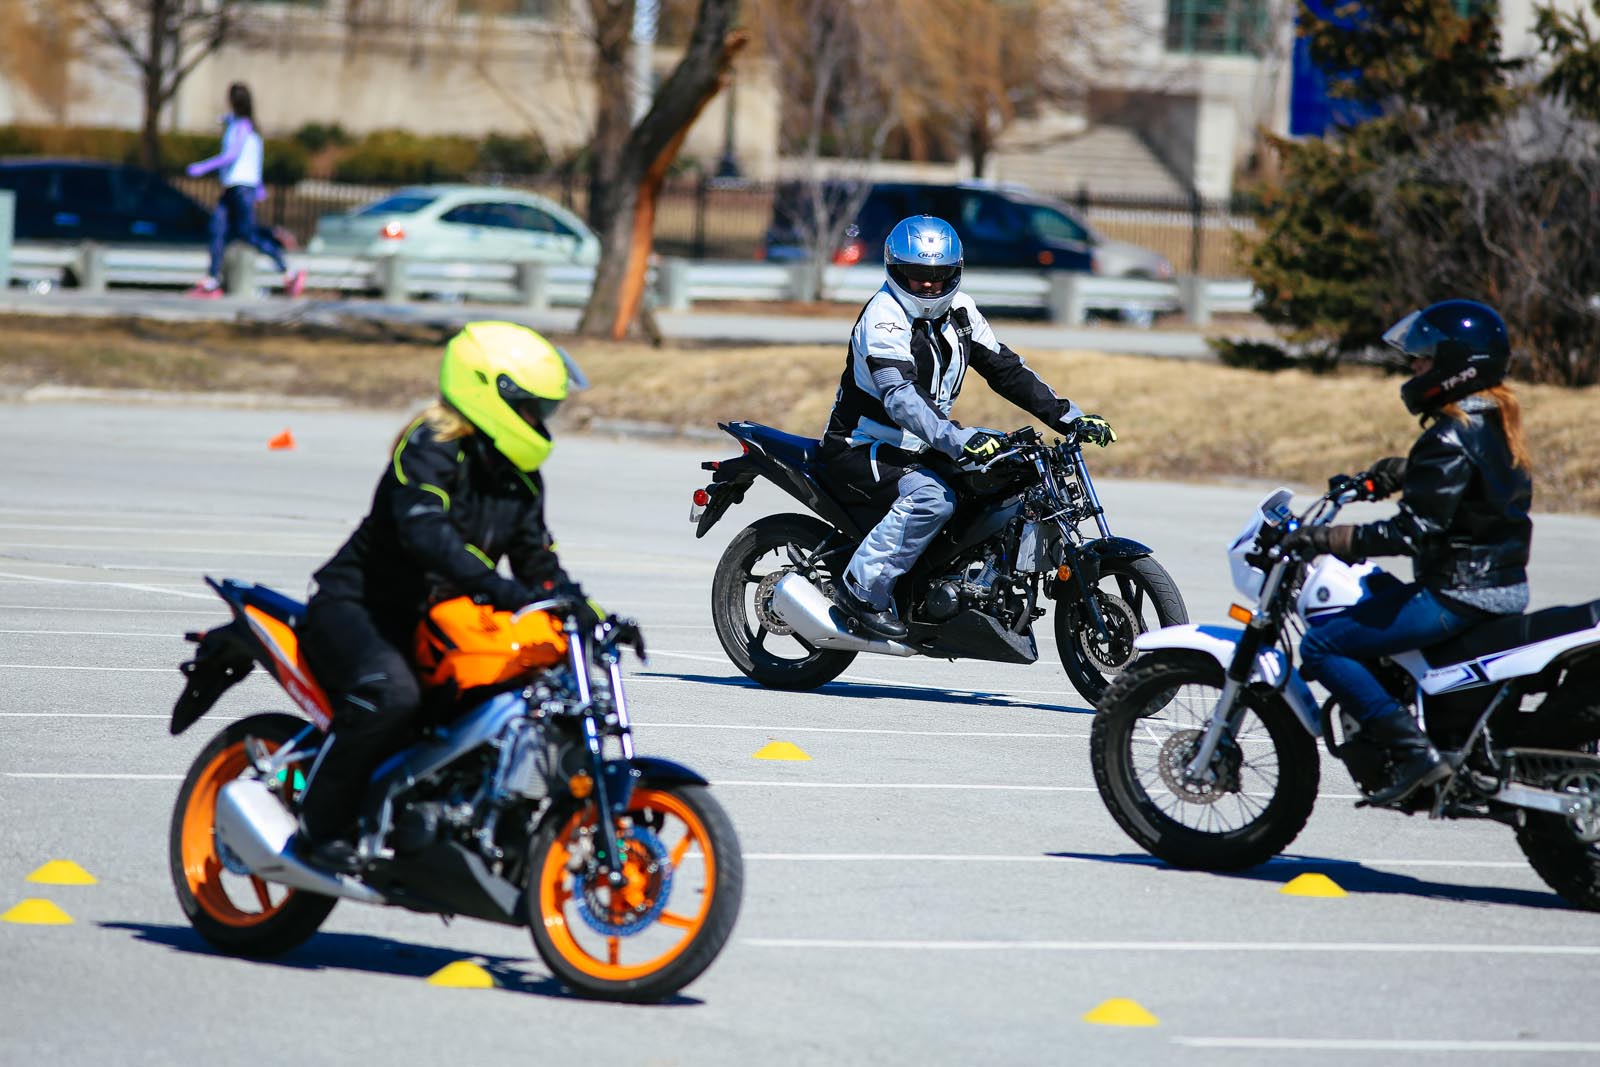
[884, 215, 963, 320]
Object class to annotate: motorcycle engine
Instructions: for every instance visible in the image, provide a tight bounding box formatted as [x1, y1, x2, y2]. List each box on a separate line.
[920, 554, 1023, 625]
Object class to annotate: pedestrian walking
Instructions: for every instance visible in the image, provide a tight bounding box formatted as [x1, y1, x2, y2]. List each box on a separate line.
[185, 82, 305, 298]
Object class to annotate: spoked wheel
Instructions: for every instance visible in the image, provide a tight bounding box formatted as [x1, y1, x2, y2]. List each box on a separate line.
[1090, 651, 1319, 871]
[1056, 555, 1188, 703]
[529, 783, 743, 1002]
[711, 513, 855, 690]
[169, 713, 335, 956]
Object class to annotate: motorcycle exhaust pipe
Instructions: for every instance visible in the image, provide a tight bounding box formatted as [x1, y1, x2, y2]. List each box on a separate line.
[769, 572, 918, 657]
[214, 779, 386, 905]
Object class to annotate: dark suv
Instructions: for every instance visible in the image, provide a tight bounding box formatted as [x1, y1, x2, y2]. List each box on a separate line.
[0, 159, 210, 243]
[762, 180, 1172, 279]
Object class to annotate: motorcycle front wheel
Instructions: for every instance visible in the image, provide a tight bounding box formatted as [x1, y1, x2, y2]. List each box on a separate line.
[1091, 650, 1319, 871]
[1056, 554, 1188, 703]
[711, 513, 856, 690]
[527, 782, 743, 1002]
[169, 713, 336, 957]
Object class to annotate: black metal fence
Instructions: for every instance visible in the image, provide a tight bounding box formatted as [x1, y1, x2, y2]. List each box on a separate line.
[171, 173, 1257, 276]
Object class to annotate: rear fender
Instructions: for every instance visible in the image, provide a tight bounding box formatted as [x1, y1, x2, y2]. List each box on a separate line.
[694, 454, 760, 539]
[1134, 624, 1322, 736]
[711, 422, 861, 537]
[171, 621, 255, 736]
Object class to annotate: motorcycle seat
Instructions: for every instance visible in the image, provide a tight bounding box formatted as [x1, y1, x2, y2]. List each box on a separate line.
[1422, 599, 1600, 668]
[738, 422, 819, 470]
[223, 579, 308, 628]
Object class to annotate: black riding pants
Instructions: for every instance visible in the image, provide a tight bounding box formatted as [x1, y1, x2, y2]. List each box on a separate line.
[297, 598, 422, 841]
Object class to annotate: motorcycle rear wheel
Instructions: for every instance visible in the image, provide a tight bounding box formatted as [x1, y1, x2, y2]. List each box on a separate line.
[1057, 554, 1188, 704]
[1091, 651, 1319, 871]
[528, 782, 743, 1002]
[169, 713, 336, 957]
[711, 513, 856, 690]
[1517, 815, 1600, 911]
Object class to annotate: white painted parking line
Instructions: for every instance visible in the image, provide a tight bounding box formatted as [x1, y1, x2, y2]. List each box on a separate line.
[0, 664, 173, 672]
[718, 780, 1365, 799]
[6, 772, 183, 780]
[1172, 1038, 1600, 1053]
[743, 853, 1529, 870]
[0, 570, 214, 599]
[643, 722, 1083, 739]
[743, 938, 1600, 956]
[0, 603, 210, 615]
[0, 541, 325, 558]
[0, 522, 334, 538]
[0, 629, 178, 638]
[644, 650, 1090, 700]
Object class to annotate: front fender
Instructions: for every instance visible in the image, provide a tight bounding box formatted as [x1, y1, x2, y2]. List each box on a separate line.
[1081, 536, 1154, 562]
[1134, 624, 1321, 736]
[628, 756, 711, 788]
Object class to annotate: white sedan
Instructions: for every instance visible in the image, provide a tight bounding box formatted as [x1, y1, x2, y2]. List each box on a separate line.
[309, 184, 600, 265]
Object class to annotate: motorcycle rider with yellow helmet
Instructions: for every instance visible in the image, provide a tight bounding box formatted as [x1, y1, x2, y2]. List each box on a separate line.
[296, 321, 587, 872]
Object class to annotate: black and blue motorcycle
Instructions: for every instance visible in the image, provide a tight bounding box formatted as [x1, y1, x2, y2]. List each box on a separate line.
[691, 422, 1187, 699]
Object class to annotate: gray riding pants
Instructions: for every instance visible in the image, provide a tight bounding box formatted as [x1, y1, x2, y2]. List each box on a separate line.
[844, 469, 958, 611]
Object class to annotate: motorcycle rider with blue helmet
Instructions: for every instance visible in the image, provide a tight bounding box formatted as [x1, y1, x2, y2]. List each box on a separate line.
[1286, 299, 1534, 807]
[818, 214, 1116, 639]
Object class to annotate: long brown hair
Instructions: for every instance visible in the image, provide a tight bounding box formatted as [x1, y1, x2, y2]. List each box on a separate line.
[392, 402, 474, 453]
[1437, 384, 1530, 470]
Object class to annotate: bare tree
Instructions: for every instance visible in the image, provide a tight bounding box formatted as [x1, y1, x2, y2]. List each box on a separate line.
[78, 0, 244, 170]
[752, 0, 912, 300]
[576, 0, 748, 339]
[0, 1, 83, 123]
[1364, 100, 1600, 385]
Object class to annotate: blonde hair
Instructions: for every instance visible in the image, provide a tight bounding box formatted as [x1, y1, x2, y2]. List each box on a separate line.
[1436, 383, 1530, 471]
[393, 402, 474, 452]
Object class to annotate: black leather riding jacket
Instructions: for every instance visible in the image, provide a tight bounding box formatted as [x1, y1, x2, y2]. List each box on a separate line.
[1350, 395, 1532, 593]
[310, 417, 567, 638]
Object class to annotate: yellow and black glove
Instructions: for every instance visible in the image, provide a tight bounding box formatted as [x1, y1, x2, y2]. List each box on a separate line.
[1072, 414, 1118, 448]
[962, 429, 1007, 464]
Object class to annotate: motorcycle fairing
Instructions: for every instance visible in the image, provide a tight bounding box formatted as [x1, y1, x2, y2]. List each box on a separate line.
[1403, 616, 1600, 697]
[703, 422, 861, 537]
[1133, 624, 1322, 735]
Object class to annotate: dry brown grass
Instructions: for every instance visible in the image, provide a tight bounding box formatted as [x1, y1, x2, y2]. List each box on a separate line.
[2, 314, 1595, 512]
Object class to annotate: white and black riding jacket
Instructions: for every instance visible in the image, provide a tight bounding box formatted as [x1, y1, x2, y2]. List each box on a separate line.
[821, 284, 1082, 459]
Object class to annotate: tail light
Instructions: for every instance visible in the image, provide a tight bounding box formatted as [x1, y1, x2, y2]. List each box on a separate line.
[380, 221, 405, 240]
[692, 489, 711, 507]
[832, 240, 865, 266]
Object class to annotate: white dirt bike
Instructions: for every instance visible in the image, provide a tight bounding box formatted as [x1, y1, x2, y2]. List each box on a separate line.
[1090, 479, 1600, 909]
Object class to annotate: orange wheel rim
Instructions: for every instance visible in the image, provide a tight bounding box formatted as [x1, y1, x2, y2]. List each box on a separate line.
[538, 788, 716, 982]
[179, 740, 297, 927]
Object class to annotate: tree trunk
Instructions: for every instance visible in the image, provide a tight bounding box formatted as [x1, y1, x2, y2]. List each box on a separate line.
[586, 0, 635, 236]
[577, 1, 747, 339]
[139, 0, 169, 171]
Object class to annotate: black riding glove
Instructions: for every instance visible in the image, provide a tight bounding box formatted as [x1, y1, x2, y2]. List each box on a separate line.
[962, 429, 1006, 464]
[1072, 414, 1117, 448]
[1359, 456, 1407, 500]
[1282, 524, 1363, 564]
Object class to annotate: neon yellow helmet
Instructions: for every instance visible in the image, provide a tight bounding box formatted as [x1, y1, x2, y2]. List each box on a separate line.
[439, 322, 587, 473]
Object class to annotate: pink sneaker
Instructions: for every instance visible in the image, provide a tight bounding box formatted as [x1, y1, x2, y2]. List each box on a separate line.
[185, 280, 222, 300]
[284, 270, 307, 298]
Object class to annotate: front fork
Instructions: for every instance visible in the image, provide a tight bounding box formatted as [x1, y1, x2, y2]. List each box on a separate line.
[1184, 616, 1273, 785]
[565, 617, 640, 890]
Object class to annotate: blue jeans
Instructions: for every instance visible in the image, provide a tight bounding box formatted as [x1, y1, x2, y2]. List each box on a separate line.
[209, 184, 287, 279]
[1300, 581, 1481, 723]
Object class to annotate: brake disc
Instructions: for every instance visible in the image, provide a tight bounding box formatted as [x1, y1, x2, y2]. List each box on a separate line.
[574, 825, 673, 936]
[754, 568, 797, 636]
[1078, 591, 1139, 673]
[1156, 728, 1242, 804]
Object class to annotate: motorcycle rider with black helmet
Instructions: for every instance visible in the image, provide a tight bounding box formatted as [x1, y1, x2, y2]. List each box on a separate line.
[818, 214, 1116, 639]
[295, 321, 589, 871]
[1287, 299, 1534, 807]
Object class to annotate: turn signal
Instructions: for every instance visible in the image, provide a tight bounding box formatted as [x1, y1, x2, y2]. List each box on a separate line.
[693, 488, 710, 507]
[1228, 603, 1254, 624]
[568, 772, 594, 799]
[1056, 565, 1073, 581]
[380, 221, 405, 240]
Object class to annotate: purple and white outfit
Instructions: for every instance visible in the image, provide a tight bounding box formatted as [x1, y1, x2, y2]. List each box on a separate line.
[187, 116, 287, 281]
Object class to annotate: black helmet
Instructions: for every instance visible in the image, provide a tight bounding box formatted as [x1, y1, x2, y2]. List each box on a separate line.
[1382, 299, 1510, 415]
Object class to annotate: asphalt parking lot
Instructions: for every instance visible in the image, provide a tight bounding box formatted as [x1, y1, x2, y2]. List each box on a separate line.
[3, 401, 1600, 1065]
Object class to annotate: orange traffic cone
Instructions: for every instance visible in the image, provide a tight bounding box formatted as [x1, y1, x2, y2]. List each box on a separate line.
[268, 429, 296, 451]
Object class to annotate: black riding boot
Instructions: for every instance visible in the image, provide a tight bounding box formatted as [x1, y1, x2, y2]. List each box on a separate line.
[832, 580, 908, 640]
[1361, 707, 1451, 808]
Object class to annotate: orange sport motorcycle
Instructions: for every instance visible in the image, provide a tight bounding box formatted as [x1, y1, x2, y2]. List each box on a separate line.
[168, 579, 742, 1002]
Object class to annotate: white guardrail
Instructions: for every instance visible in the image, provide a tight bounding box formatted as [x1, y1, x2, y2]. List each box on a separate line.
[6, 242, 1256, 326]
